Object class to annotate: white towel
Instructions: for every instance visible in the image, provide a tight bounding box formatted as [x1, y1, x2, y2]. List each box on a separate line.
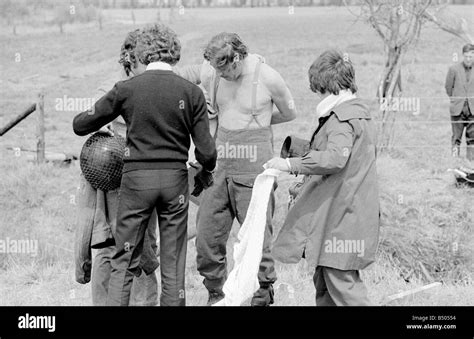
[213, 168, 281, 306]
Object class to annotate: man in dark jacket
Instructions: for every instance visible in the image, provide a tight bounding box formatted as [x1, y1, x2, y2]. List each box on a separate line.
[265, 50, 379, 306]
[74, 28, 160, 307]
[73, 24, 217, 306]
[445, 43, 474, 161]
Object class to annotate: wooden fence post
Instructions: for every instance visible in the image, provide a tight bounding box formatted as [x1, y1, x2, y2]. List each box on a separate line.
[36, 92, 45, 164]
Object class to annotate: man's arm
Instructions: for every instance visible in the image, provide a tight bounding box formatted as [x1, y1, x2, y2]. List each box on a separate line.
[288, 116, 354, 176]
[173, 64, 202, 84]
[73, 84, 123, 136]
[190, 88, 217, 172]
[445, 66, 455, 97]
[263, 65, 297, 125]
[176, 62, 218, 122]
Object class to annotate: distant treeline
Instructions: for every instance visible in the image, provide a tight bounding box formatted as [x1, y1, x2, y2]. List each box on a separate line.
[12, 0, 474, 9]
[1, 0, 471, 35]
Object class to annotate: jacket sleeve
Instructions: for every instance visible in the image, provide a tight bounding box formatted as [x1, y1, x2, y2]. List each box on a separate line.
[191, 88, 217, 172]
[445, 66, 455, 97]
[174, 64, 202, 84]
[73, 83, 123, 136]
[289, 116, 354, 176]
[74, 176, 96, 284]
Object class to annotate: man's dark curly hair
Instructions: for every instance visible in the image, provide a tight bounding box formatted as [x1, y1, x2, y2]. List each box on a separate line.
[203, 32, 248, 69]
[118, 29, 140, 76]
[135, 24, 181, 66]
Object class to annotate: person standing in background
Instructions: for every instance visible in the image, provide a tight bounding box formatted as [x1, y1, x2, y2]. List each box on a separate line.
[445, 43, 474, 161]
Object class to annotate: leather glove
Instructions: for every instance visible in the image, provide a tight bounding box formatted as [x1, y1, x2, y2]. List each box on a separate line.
[189, 162, 214, 197]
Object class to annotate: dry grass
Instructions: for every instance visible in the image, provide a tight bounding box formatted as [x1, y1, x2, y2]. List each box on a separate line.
[1, 6, 473, 306]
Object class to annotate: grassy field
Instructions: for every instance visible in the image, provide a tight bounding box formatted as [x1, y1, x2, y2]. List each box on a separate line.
[0, 6, 473, 306]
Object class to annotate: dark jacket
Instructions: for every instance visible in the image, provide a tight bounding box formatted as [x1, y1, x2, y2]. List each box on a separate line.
[273, 98, 380, 270]
[74, 78, 159, 284]
[445, 62, 474, 116]
[73, 69, 217, 173]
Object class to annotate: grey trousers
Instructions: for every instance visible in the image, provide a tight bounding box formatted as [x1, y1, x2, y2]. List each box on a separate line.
[92, 245, 158, 306]
[313, 266, 371, 306]
[196, 126, 277, 294]
[196, 170, 277, 291]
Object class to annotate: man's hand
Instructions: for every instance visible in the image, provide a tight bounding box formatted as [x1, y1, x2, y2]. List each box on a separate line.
[190, 162, 214, 197]
[264, 157, 291, 172]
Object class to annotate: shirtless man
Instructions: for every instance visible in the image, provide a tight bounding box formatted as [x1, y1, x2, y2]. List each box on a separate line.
[195, 32, 296, 306]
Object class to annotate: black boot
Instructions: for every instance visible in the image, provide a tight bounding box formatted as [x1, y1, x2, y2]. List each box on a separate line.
[207, 289, 225, 306]
[250, 285, 274, 306]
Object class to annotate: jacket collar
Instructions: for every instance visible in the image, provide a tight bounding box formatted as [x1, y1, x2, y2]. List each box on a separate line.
[330, 98, 371, 121]
[146, 61, 172, 71]
[462, 62, 472, 70]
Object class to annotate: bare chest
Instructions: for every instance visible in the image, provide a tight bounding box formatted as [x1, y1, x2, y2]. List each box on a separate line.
[219, 76, 271, 107]
[216, 77, 272, 128]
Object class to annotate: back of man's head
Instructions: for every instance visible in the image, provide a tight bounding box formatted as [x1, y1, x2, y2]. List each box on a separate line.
[136, 24, 181, 66]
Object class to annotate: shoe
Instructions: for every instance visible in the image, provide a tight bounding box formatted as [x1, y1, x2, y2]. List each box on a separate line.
[207, 289, 225, 306]
[250, 285, 274, 306]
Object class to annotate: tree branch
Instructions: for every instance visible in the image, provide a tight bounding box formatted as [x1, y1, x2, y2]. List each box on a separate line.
[422, 9, 473, 43]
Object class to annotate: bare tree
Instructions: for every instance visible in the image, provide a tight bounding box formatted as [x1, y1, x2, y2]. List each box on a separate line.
[53, 5, 73, 34]
[345, 0, 473, 150]
[0, 0, 29, 35]
[98, 0, 104, 30]
[169, 0, 177, 23]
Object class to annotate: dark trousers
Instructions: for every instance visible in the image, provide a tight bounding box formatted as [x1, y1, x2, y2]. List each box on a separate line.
[313, 266, 371, 306]
[451, 101, 474, 160]
[196, 170, 277, 292]
[106, 168, 189, 306]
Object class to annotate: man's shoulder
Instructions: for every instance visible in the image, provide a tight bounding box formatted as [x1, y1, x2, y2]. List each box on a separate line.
[169, 72, 205, 99]
[172, 71, 200, 88]
[96, 74, 123, 94]
[259, 62, 285, 92]
[448, 63, 463, 72]
[121, 71, 192, 87]
[332, 98, 371, 122]
[108, 74, 137, 93]
[250, 54, 280, 81]
[199, 61, 216, 87]
[138, 71, 204, 98]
